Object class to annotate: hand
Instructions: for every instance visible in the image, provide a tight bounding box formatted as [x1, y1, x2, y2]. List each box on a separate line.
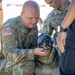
[57, 32, 66, 53]
[34, 48, 49, 56]
[0, 42, 1, 52]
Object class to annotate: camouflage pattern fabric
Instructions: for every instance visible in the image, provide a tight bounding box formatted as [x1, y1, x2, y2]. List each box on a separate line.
[2, 16, 38, 75]
[42, 1, 70, 35]
[0, 59, 12, 75]
[35, 47, 60, 75]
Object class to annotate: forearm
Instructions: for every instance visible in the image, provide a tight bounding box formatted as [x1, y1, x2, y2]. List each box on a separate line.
[42, 24, 53, 35]
[0, 2, 3, 29]
[61, 0, 75, 29]
[0, 2, 3, 51]
[3, 48, 34, 62]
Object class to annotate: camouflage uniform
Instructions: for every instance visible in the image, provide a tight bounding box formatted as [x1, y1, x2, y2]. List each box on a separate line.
[2, 16, 38, 75]
[40, 1, 70, 75]
[42, 1, 70, 35]
[35, 47, 60, 75]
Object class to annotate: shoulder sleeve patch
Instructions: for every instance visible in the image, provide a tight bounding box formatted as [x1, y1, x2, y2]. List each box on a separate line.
[3, 27, 12, 37]
[3, 31, 12, 37]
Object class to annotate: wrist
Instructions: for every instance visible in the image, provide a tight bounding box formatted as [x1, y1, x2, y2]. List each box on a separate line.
[60, 27, 67, 32]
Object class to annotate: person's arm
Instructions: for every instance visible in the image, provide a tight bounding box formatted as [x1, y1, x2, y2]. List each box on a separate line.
[42, 12, 54, 35]
[61, 0, 75, 29]
[2, 25, 35, 63]
[0, 1, 3, 52]
[2, 23, 49, 63]
[0, 0, 3, 29]
[42, 23, 53, 35]
[57, 0, 75, 53]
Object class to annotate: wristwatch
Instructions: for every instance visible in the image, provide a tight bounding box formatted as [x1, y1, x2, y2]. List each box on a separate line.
[58, 26, 67, 32]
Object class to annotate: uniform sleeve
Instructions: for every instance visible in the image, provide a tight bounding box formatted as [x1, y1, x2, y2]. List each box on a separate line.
[2, 25, 34, 63]
[41, 12, 54, 35]
[42, 24, 54, 35]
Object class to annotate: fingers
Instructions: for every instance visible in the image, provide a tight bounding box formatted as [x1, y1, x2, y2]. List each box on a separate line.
[57, 32, 66, 53]
[60, 37, 65, 53]
[39, 50, 49, 56]
[34, 48, 49, 56]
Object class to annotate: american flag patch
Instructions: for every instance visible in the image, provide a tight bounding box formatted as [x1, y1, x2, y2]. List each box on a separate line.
[3, 31, 12, 37]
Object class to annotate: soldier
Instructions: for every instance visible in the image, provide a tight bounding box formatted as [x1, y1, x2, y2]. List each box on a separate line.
[36, 0, 70, 75]
[2, 1, 49, 75]
[42, 0, 70, 45]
